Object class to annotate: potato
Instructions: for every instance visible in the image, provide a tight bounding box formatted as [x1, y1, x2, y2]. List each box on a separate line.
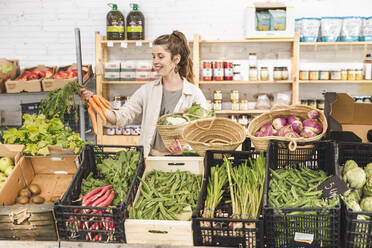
[49, 196, 60, 202]
[31, 196, 45, 204]
[16, 196, 29, 205]
[19, 188, 31, 198]
[28, 184, 41, 195]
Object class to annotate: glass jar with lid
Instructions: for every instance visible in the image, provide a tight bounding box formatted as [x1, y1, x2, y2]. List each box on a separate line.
[347, 69, 356, 80]
[341, 69, 348, 80]
[319, 70, 329, 80]
[232, 100, 239, 111]
[240, 100, 248, 111]
[213, 90, 222, 101]
[309, 70, 319, 80]
[111, 96, 122, 110]
[273, 67, 282, 81]
[281, 67, 289, 80]
[355, 69, 363, 80]
[206, 100, 212, 111]
[249, 66, 258, 81]
[300, 70, 309, 80]
[213, 100, 222, 111]
[260, 67, 269, 81]
[230, 90, 239, 101]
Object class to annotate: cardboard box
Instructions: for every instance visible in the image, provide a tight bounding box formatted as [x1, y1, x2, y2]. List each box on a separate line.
[0, 59, 20, 93]
[41, 64, 92, 91]
[325, 92, 372, 142]
[125, 156, 204, 246]
[0, 155, 78, 240]
[5, 65, 53, 93]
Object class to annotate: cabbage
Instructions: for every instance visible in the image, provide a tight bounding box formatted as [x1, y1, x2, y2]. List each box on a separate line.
[344, 167, 366, 189]
[360, 197, 372, 212]
[186, 103, 215, 120]
[363, 177, 372, 197]
[345, 189, 361, 203]
[343, 160, 359, 177]
[0, 157, 14, 174]
[365, 163, 372, 178]
[162, 115, 187, 125]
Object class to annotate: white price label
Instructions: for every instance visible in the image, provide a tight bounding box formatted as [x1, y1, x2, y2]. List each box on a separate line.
[107, 41, 114, 47]
[294, 232, 314, 244]
[53, 171, 68, 175]
[136, 41, 142, 46]
[121, 42, 128, 48]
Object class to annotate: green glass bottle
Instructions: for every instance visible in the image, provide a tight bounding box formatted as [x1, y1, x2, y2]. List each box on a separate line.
[106, 3, 125, 40]
[126, 3, 145, 40]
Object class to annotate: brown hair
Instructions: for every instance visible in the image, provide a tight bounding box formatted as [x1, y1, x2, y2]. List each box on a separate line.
[153, 30, 194, 83]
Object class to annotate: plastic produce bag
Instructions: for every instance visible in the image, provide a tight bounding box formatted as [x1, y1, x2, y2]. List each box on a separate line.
[302, 18, 321, 42]
[321, 17, 342, 42]
[256, 11, 271, 31]
[255, 94, 271, 110]
[273, 91, 292, 106]
[362, 16, 372, 41]
[269, 9, 286, 31]
[341, 16, 362, 42]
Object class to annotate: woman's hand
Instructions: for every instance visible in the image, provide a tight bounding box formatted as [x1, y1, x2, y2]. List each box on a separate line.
[80, 88, 94, 104]
[168, 139, 183, 154]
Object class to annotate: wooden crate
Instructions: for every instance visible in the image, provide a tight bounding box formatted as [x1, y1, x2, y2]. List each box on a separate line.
[125, 156, 204, 246]
[0, 155, 78, 241]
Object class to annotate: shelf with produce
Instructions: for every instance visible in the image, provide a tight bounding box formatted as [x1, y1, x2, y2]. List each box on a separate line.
[300, 41, 372, 46]
[199, 80, 293, 85]
[299, 80, 372, 84]
[215, 110, 268, 115]
[102, 80, 151, 85]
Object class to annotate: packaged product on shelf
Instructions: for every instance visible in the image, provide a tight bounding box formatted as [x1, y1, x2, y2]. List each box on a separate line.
[355, 69, 363, 80]
[249, 66, 258, 80]
[363, 53, 372, 80]
[111, 96, 122, 110]
[136, 60, 152, 71]
[248, 53, 257, 67]
[260, 67, 269, 80]
[299, 70, 309, 80]
[223, 61, 233, 80]
[202, 61, 213, 81]
[233, 63, 241, 81]
[273, 91, 291, 106]
[269, 9, 286, 31]
[281, 66, 289, 80]
[309, 70, 319, 80]
[347, 69, 356, 80]
[126, 3, 145, 40]
[123, 127, 131, 135]
[106, 3, 125, 40]
[104, 61, 121, 70]
[300, 99, 308, 105]
[301, 17, 321, 42]
[213, 100, 222, 111]
[341, 68, 348, 80]
[230, 90, 239, 101]
[316, 99, 325, 110]
[135, 71, 152, 81]
[330, 70, 341, 80]
[247, 101, 256, 110]
[319, 70, 329, 80]
[240, 100, 248, 111]
[320, 17, 342, 42]
[307, 99, 316, 108]
[341, 16, 362, 42]
[104, 71, 120, 81]
[362, 16, 372, 41]
[106, 128, 115, 135]
[273, 67, 282, 80]
[150, 70, 160, 81]
[232, 100, 239, 111]
[121, 60, 136, 70]
[206, 100, 212, 111]
[255, 94, 271, 109]
[115, 128, 123, 135]
[213, 61, 224, 81]
[120, 71, 136, 81]
[213, 90, 222, 101]
[256, 11, 271, 31]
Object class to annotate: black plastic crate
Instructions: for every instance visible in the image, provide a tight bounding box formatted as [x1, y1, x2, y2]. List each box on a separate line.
[20, 102, 90, 133]
[54, 144, 144, 243]
[337, 142, 372, 248]
[264, 140, 341, 248]
[192, 150, 265, 248]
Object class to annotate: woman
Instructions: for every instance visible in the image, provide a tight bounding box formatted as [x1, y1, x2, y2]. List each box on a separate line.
[81, 30, 207, 157]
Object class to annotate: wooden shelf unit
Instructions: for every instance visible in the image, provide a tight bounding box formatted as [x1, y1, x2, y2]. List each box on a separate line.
[215, 110, 268, 114]
[299, 80, 372, 84]
[300, 41, 372, 46]
[199, 80, 293, 85]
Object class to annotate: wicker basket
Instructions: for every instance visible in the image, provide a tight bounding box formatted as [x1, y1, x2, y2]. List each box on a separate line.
[156, 112, 191, 148]
[247, 105, 328, 151]
[182, 118, 246, 156]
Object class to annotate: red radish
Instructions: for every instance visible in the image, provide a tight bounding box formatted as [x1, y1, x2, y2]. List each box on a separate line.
[83, 185, 112, 206]
[79, 185, 106, 202]
[98, 191, 116, 207]
[92, 190, 111, 207]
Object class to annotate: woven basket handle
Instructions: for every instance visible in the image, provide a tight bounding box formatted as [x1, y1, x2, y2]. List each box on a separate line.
[195, 118, 216, 131]
[183, 113, 199, 121]
[288, 138, 297, 151]
[209, 138, 230, 144]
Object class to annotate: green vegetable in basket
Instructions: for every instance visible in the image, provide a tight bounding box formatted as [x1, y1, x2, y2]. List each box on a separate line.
[343, 160, 359, 179]
[161, 115, 187, 125]
[185, 103, 215, 120]
[360, 197, 372, 212]
[345, 189, 362, 203]
[363, 177, 372, 197]
[344, 167, 366, 189]
[364, 163, 372, 178]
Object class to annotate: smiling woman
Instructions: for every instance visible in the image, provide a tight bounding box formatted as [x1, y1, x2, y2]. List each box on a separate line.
[80, 30, 207, 157]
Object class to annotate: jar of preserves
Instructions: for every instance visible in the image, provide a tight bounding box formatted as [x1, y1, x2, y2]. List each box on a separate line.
[111, 96, 122, 110]
[213, 61, 224, 81]
[281, 67, 289, 80]
[206, 100, 212, 111]
[347, 69, 355, 80]
[233, 64, 241, 73]
[341, 69, 348, 80]
[355, 97, 364, 103]
[106, 128, 115, 135]
[233, 72, 241, 81]
[363, 96, 372, 103]
[224, 61, 233, 80]
[300, 99, 308, 105]
[240, 100, 248, 111]
[230, 115, 237, 123]
[230, 90, 239, 101]
[238, 115, 249, 127]
[273, 67, 282, 80]
[213, 100, 222, 111]
[299, 70, 309, 80]
[308, 99, 316, 108]
[355, 69, 363, 80]
[309, 71, 319, 80]
[202, 61, 213, 81]
[249, 53, 257, 67]
[249, 66, 258, 81]
[316, 99, 324, 110]
[319, 70, 329, 80]
[213, 90, 222, 101]
[232, 101, 239, 111]
[260, 67, 269, 81]
[330, 70, 341, 80]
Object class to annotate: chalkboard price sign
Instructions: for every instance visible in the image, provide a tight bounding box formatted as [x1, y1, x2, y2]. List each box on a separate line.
[318, 175, 349, 199]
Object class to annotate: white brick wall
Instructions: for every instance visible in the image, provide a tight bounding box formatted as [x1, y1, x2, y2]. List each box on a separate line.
[0, 0, 371, 68]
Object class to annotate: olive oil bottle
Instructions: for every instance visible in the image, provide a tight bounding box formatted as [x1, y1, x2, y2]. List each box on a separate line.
[126, 3, 145, 40]
[106, 3, 125, 40]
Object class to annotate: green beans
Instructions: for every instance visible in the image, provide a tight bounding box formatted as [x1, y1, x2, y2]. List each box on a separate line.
[129, 170, 201, 220]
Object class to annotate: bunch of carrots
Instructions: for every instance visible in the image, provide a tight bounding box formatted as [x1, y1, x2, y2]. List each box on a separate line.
[67, 185, 116, 241]
[86, 95, 112, 134]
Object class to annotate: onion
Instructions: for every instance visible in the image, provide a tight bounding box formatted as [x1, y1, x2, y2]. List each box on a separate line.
[307, 110, 320, 119]
[284, 131, 300, 138]
[260, 123, 274, 136]
[302, 119, 323, 134]
[277, 125, 293, 137]
[300, 127, 317, 138]
[287, 115, 300, 125]
[272, 117, 287, 130]
[291, 120, 303, 134]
